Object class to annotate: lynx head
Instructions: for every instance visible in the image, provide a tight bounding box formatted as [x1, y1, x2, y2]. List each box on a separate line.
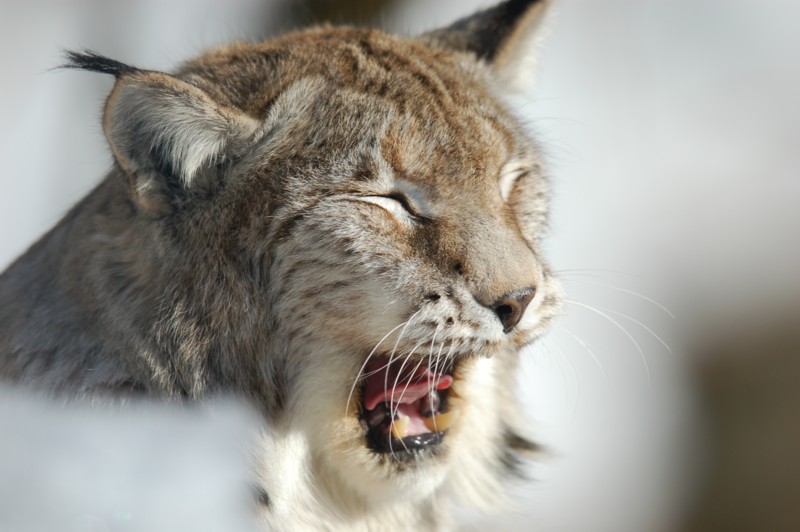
[68, 0, 560, 513]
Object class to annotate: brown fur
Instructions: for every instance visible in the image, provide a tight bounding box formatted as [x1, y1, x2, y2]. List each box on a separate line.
[0, 1, 560, 529]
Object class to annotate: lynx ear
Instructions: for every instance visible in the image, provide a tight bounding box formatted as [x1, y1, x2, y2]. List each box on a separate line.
[424, 0, 550, 92]
[64, 51, 260, 213]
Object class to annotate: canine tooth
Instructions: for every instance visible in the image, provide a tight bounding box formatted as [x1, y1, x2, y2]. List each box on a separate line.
[423, 410, 459, 432]
[420, 390, 440, 417]
[391, 416, 409, 440]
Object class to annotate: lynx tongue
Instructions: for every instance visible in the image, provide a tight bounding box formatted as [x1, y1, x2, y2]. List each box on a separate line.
[361, 358, 458, 446]
[363, 359, 453, 411]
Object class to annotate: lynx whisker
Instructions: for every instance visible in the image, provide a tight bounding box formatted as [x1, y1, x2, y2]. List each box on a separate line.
[426, 325, 441, 391]
[555, 323, 609, 381]
[423, 327, 441, 428]
[345, 309, 421, 417]
[599, 307, 672, 354]
[391, 341, 426, 419]
[554, 268, 643, 279]
[565, 299, 652, 383]
[382, 309, 422, 397]
[389, 340, 426, 458]
[542, 337, 579, 420]
[559, 275, 675, 319]
[425, 340, 448, 436]
[534, 341, 569, 408]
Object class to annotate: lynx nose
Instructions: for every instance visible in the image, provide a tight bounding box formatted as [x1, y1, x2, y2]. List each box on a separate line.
[492, 288, 536, 333]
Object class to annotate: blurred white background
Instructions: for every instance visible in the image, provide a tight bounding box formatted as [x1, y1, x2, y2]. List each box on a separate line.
[1, 1, 799, 530]
[0, 391, 259, 532]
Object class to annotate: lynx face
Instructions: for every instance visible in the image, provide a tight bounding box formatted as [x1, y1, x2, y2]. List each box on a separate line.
[259, 44, 561, 498]
[231, 24, 561, 503]
[1, 0, 560, 525]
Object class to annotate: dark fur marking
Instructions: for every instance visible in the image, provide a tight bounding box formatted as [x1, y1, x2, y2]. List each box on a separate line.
[500, 426, 541, 478]
[270, 369, 288, 413]
[434, 0, 545, 62]
[252, 484, 271, 508]
[61, 50, 140, 77]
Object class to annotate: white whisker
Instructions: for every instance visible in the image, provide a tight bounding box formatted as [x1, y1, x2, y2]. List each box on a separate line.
[423, 328, 441, 434]
[390, 340, 426, 456]
[555, 323, 609, 382]
[344, 310, 420, 417]
[432, 339, 449, 382]
[392, 341, 427, 418]
[534, 342, 568, 407]
[554, 268, 642, 279]
[383, 309, 422, 408]
[426, 325, 440, 393]
[541, 338, 579, 422]
[559, 276, 675, 319]
[600, 307, 672, 354]
[565, 299, 652, 383]
[347, 308, 423, 469]
[429, 341, 447, 435]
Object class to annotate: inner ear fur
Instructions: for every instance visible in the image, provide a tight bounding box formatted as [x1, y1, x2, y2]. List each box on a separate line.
[102, 70, 260, 213]
[424, 0, 550, 92]
[64, 52, 260, 213]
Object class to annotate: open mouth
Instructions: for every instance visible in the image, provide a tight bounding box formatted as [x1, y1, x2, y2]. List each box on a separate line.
[360, 356, 458, 460]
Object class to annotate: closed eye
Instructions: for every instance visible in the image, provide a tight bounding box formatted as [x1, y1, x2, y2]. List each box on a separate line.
[358, 192, 426, 222]
[384, 192, 417, 215]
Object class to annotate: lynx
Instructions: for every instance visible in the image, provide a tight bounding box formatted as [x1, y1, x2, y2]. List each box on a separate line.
[0, 0, 561, 529]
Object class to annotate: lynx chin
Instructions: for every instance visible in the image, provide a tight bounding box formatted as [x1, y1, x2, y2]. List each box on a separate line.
[0, 0, 562, 529]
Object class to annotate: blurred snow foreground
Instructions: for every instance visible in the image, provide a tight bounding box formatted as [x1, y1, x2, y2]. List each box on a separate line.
[0, 386, 261, 532]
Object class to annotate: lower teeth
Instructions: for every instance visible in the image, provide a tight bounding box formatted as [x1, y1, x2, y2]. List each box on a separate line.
[423, 410, 458, 432]
[390, 416, 410, 440]
[365, 390, 455, 442]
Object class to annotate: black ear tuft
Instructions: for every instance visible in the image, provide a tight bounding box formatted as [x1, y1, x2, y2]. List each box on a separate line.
[61, 50, 139, 77]
[423, 0, 549, 92]
[445, 0, 544, 62]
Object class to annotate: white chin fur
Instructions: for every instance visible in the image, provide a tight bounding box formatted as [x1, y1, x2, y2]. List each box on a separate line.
[281, 344, 465, 507]
[262, 337, 506, 520]
[334, 449, 451, 506]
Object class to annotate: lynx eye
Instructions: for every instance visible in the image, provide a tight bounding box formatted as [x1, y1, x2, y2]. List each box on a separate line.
[384, 192, 416, 214]
[359, 192, 421, 221]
